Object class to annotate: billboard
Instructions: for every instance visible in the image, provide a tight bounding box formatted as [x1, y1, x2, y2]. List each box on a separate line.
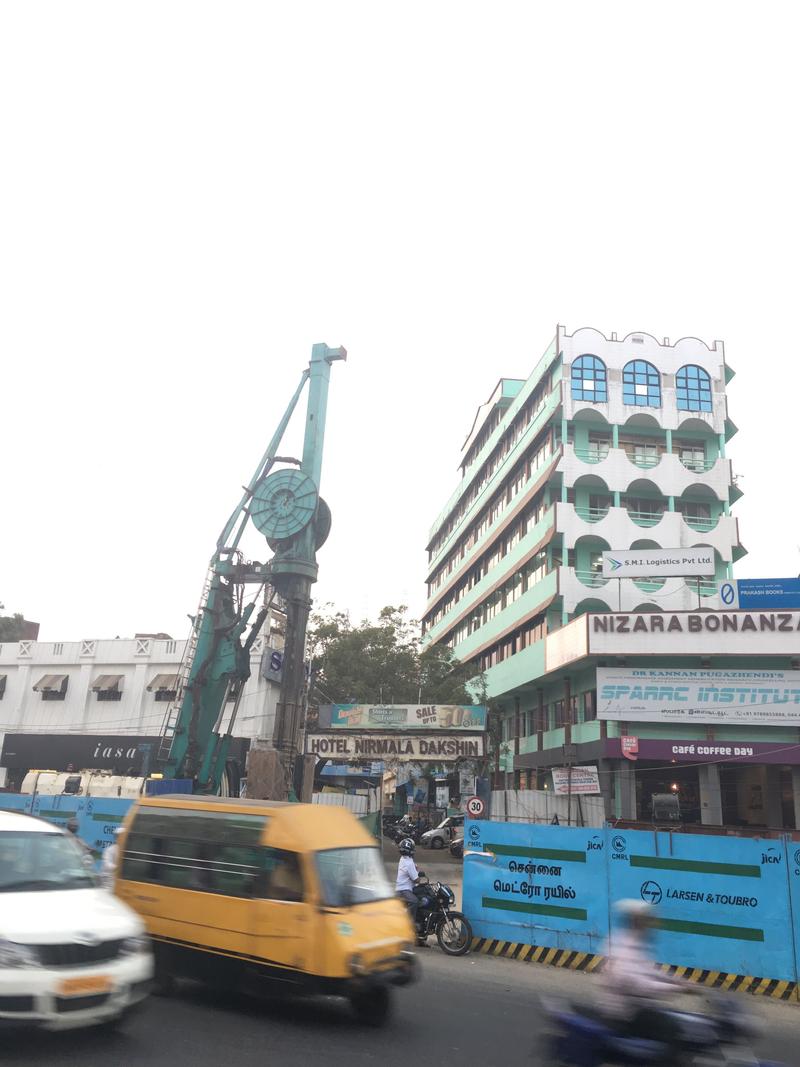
[589, 611, 800, 656]
[319, 704, 487, 731]
[719, 578, 800, 611]
[597, 667, 800, 726]
[305, 732, 486, 761]
[551, 766, 601, 795]
[602, 548, 715, 579]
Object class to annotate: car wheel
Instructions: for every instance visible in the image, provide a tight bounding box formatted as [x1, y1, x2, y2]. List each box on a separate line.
[350, 985, 393, 1027]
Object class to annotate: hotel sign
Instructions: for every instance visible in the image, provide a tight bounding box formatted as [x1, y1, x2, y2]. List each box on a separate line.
[305, 732, 486, 762]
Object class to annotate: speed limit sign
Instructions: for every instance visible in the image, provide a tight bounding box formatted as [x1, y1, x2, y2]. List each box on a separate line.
[465, 796, 485, 818]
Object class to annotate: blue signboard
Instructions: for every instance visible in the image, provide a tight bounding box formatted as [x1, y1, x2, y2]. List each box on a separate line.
[463, 822, 800, 983]
[719, 577, 800, 611]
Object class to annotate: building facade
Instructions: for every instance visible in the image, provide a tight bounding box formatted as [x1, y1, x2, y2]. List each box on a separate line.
[0, 609, 285, 790]
[421, 326, 800, 829]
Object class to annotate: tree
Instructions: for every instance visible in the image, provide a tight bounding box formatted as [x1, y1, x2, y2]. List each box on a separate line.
[307, 604, 479, 707]
[0, 612, 28, 642]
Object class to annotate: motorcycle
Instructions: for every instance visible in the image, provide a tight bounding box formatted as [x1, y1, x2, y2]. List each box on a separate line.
[407, 875, 472, 956]
[539, 989, 782, 1066]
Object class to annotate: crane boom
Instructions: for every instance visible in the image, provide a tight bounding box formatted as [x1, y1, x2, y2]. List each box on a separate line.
[157, 344, 345, 795]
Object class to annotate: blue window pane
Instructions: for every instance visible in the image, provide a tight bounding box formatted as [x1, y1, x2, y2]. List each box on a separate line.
[676, 364, 712, 412]
[622, 359, 661, 407]
[571, 354, 607, 404]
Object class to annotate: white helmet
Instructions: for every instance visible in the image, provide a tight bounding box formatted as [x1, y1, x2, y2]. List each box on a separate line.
[615, 898, 654, 925]
[398, 837, 416, 855]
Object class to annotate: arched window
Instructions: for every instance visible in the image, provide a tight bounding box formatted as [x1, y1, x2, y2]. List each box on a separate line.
[571, 354, 608, 403]
[622, 359, 661, 407]
[676, 364, 712, 412]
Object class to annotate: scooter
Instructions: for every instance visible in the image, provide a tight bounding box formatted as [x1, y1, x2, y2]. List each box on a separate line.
[539, 989, 782, 1066]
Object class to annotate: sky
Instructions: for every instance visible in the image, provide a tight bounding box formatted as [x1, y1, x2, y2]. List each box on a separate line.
[1, 1, 798, 642]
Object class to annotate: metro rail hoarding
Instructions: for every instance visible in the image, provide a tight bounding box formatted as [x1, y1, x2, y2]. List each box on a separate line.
[597, 668, 800, 726]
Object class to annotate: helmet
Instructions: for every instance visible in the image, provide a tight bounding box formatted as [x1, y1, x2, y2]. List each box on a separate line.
[615, 898, 655, 929]
[398, 837, 416, 855]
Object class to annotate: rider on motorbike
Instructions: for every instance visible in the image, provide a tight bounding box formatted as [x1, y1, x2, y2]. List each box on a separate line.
[395, 837, 423, 926]
[599, 899, 698, 1065]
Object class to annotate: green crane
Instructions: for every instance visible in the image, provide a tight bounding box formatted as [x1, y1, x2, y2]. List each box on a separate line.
[157, 343, 346, 796]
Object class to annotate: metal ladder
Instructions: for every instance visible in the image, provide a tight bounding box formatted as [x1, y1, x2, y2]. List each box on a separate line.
[155, 562, 216, 766]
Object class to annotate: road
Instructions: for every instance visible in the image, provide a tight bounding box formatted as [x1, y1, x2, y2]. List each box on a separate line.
[5, 944, 800, 1066]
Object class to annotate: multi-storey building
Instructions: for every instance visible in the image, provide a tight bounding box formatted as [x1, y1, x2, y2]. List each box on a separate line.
[422, 328, 800, 829]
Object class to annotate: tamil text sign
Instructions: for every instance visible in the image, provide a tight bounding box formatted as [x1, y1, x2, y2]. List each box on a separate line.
[597, 668, 800, 726]
[551, 766, 601, 795]
[319, 704, 487, 731]
[602, 547, 715, 579]
[589, 611, 800, 656]
[305, 732, 486, 761]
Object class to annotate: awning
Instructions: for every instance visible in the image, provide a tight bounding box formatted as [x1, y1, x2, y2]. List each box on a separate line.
[146, 673, 179, 692]
[91, 674, 124, 692]
[32, 674, 68, 692]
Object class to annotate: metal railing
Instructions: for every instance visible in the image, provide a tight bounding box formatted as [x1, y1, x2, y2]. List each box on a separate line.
[680, 513, 719, 531]
[574, 447, 610, 464]
[573, 569, 608, 588]
[626, 509, 664, 527]
[625, 450, 661, 469]
[575, 505, 611, 522]
[679, 456, 715, 473]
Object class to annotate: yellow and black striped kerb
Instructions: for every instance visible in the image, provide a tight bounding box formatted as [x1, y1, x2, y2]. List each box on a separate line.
[470, 938, 799, 1000]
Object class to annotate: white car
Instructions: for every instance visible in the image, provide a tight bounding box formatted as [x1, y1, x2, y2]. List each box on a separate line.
[420, 815, 465, 850]
[0, 810, 153, 1030]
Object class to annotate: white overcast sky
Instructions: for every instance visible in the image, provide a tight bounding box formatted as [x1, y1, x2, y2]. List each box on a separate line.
[1, 2, 798, 642]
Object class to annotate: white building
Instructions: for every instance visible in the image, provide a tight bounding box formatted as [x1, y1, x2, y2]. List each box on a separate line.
[0, 617, 285, 789]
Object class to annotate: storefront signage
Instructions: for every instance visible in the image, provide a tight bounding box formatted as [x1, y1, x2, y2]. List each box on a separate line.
[621, 736, 639, 761]
[319, 704, 487, 731]
[304, 732, 486, 761]
[719, 578, 800, 611]
[0, 732, 251, 773]
[597, 668, 800, 726]
[551, 766, 601, 795]
[589, 611, 800, 656]
[605, 737, 800, 765]
[601, 548, 715, 579]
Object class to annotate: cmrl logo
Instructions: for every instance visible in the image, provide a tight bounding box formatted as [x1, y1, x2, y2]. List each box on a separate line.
[611, 835, 628, 859]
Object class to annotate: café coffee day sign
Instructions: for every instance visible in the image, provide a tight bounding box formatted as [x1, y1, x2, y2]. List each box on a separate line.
[319, 704, 487, 731]
[602, 547, 715, 579]
[305, 732, 486, 762]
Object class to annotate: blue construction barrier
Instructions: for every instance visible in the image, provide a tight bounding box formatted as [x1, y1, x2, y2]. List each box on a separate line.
[463, 820, 800, 983]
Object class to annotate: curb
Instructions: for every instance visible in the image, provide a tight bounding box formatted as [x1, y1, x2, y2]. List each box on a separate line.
[470, 938, 799, 1001]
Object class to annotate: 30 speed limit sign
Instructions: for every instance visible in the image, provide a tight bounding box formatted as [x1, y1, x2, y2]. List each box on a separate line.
[465, 796, 485, 818]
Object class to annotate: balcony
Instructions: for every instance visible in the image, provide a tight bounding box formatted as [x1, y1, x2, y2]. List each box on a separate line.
[574, 569, 608, 589]
[681, 512, 720, 532]
[626, 508, 664, 528]
[624, 450, 661, 470]
[574, 447, 610, 465]
[575, 504, 611, 523]
[680, 455, 715, 474]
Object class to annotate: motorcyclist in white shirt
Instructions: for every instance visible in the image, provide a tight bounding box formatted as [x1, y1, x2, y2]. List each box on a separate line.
[395, 837, 423, 925]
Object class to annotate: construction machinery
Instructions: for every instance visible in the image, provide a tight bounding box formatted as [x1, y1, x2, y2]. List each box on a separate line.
[155, 342, 346, 798]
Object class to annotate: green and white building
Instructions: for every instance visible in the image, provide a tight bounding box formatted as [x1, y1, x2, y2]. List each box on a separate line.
[423, 327, 800, 829]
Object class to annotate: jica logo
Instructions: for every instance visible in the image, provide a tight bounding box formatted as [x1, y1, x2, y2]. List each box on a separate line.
[586, 835, 603, 851]
[640, 880, 663, 905]
[761, 848, 781, 865]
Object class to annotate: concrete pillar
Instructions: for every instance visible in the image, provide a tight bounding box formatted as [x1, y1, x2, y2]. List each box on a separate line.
[765, 765, 784, 828]
[791, 768, 800, 831]
[698, 764, 723, 825]
[612, 424, 619, 448]
[614, 763, 637, 820]
[598, 758, 616, 821]
[665, 428, 672, 454]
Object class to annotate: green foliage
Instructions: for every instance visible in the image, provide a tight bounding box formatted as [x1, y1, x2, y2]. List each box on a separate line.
[0, 613, 27, 642]
[307, 604, 480, 707]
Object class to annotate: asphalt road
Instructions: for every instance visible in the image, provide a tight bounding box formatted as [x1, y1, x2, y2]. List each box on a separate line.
[6, 947, 800, 1067]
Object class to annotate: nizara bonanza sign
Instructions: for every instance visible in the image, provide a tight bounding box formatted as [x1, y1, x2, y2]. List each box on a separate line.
[602, 548, 715, 579]
[597, 668, 800, 726]
[589, 611, 800, 656]
[305, 733, 486, 761]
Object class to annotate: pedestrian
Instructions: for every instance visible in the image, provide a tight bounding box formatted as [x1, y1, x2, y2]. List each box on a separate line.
[102, 827, 124, 887]
[66, 818, 92, 858]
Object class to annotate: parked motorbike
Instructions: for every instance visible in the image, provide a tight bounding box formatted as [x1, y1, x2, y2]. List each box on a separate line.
[408, 875, 472, 956]
[539, 989, 781, 1066]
